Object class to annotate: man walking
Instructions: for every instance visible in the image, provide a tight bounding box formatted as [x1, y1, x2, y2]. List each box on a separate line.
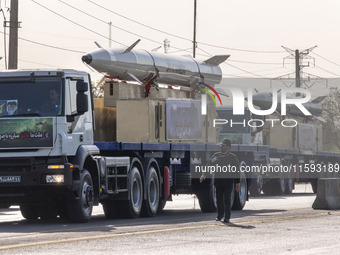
[201, 138, 240, 223]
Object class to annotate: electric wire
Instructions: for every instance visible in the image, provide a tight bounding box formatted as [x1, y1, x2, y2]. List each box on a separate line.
[0, 31, 86, 54]
[31, 0, 127, 47]
[311, 52, 340, 67]
[35, 0, 286, 68]
[87, 0, 284, 54]
[314, 65, 340, 77]
[58, 0, 163, 47]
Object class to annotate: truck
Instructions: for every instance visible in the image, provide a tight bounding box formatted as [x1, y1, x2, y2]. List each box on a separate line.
[216, 107, 340, 197]
[0, 69, 247, 222]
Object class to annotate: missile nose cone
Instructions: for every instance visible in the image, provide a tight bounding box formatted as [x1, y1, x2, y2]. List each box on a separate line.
[82, 54, 92, 64]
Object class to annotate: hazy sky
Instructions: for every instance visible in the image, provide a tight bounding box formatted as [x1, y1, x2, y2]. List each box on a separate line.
[0, 0, 340, 86]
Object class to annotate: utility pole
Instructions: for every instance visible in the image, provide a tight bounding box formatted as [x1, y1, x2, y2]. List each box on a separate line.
[163, 39, 170, 53]
[5, 0, 21, 69]
[108, 22, 112, 48]
[295, 49, 301, 90]
[193, 0, 197, 58]
[282, 46, 317, 95]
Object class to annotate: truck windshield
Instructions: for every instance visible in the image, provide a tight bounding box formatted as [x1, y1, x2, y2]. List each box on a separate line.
[0, 76, 63, 117]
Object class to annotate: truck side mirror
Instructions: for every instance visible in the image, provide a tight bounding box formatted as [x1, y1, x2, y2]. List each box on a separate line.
[76, 80, 89, 114]
[77, 80, 88, 92]
[67, 80, 89, 122]
[77, 93, 88, 114]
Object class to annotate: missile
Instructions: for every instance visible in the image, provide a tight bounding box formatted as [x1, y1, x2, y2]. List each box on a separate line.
[251, 92, 326, 122]
[82, 40, 229, 90]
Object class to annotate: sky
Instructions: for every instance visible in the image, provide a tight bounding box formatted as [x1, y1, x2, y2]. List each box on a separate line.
[0, 0, 340, 88]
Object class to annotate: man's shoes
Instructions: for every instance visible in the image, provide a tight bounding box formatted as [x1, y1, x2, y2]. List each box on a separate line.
[223, 219, 230, 223]
[216, 217, 222, 221]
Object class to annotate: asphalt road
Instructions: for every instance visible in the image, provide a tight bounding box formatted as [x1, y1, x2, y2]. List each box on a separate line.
[0, 183, 339, 255]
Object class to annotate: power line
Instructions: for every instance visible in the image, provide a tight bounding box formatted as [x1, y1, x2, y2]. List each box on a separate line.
[87, 0, 191, 42]
[223, 62, 270, 79]
[34, 0, 286, 68]
[311, 52, 340, 67]
[31, 0, 126, 47]
[0, 31, 86, 53]
[314, 65, 340, 77]
[58, 0, 163, 47]
[87, 0, 284, 54]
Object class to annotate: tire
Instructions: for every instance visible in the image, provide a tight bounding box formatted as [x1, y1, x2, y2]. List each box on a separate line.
[198, 177, 217, 213]
[39, 205, 58, 220]
[102, 200, 120, 219]
[58, 204, 69, 220]
[232, 170, 247, 210]
[263, 178, 285, 196]
[67, 169, 94, 223]
[311, 179, 318, 194]
[119, 164, 143, 218]
[249, 174, 263, 197]
[20, 205, 39, 220]
[157, 199, 167, 212]
[0, 203, 10, 209]
[142, 166, 160, 217]
[278, 177, 286, 195]
[285, 178, 294, 195]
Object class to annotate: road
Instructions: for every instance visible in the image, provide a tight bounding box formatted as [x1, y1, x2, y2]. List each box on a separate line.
[0, 183, 339, 255]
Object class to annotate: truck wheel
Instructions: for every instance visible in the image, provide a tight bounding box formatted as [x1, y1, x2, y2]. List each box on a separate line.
[157, 199, 167, 212]
[263, 178, 285, 195]
[232, 171, 247, 210]
[102, 201, 120, 219]
[58, 204, 69, 220]
[120, 165, 143, 218]
[142, 166, 160, 217]
[249, 174, 263, 197]
[20, 205, 39, 220]
[278, 178, 286, 195]
[311, 179, 318, 194]
[198, 178, 217, 212]
[0, 203, 10, 209]
[67, 169, 94, 223]
[285, 178, 294, 194]
[39, 205, 58, 220]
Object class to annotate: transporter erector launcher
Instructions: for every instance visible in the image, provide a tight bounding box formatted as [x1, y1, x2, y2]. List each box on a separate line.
[82, 39, 229, 91]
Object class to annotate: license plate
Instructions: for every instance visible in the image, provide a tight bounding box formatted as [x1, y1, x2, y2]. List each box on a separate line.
[0, 176, 21, 183]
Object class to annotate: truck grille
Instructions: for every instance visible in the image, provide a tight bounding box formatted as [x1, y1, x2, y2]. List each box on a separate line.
[0, 159, 32, 173]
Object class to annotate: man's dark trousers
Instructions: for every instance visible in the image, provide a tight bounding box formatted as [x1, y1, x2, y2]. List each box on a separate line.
[215, 180, 234, 220]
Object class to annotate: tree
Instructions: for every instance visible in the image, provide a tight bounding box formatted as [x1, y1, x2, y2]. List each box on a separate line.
[91, 81, 104, 98]
[322, 87, 340, 152]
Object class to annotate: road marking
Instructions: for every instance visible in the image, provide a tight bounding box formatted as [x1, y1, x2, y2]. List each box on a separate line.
[1, 211, 339, 251]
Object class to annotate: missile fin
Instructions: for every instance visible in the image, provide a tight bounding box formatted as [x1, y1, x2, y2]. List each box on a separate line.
[203, 55, 230, 65]
[311, 96, 327, 104]
[124, 39, 141, 53]
[94, 41, 102, 48]
[214, 88, 229, 97]
[313, 115, 326, 123]
[127, 72, 143, 85]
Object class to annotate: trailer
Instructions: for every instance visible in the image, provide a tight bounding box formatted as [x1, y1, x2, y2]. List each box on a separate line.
[216, 107, 340, 197]
[0, 70, 248, 222]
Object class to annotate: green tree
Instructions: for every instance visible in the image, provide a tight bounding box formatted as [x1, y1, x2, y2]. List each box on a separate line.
[322, 87, 340, 152]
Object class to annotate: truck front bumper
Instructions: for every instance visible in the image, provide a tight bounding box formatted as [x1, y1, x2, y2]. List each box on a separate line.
[0, 157, 74, 204]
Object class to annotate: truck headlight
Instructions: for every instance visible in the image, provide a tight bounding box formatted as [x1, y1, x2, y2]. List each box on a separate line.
[46, 174, 64, 183]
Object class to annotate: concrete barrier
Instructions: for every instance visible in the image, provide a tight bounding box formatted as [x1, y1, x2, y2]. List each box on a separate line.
[312, 178, 340, 210]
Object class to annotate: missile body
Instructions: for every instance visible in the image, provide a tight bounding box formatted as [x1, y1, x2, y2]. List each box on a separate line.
[252, 92, 324, 120]
[82, 42, 229, 87]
